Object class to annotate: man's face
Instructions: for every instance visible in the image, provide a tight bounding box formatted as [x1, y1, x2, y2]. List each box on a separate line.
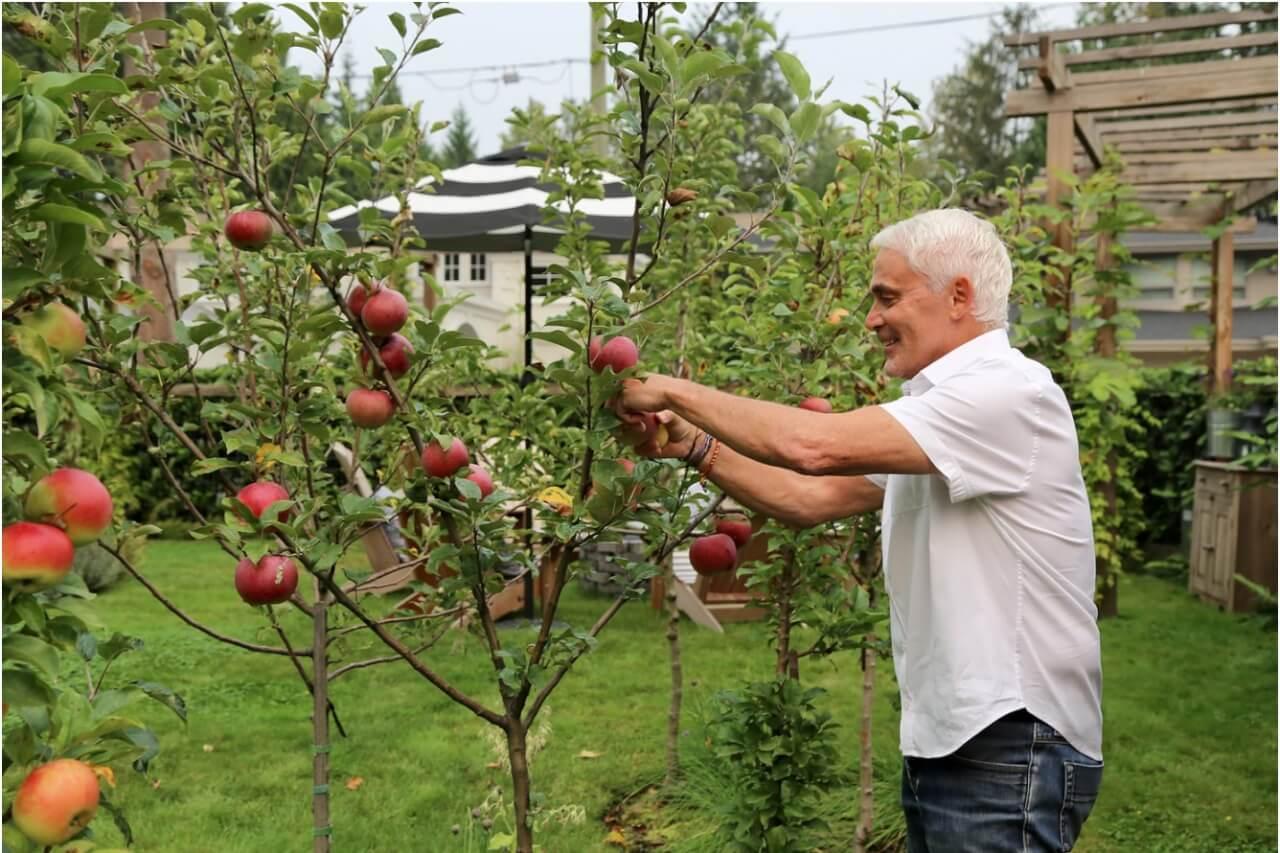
[865, 249, 955, 379]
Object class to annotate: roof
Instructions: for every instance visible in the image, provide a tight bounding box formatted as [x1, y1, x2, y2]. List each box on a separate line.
[1122, 222, 1278, 254]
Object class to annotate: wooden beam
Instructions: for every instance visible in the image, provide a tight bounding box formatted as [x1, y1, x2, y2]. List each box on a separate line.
[1226, 178, 1279, 213]
[1101, 123, 1278, 143]
[1045, 109, 1075, 323]
[1006, 65, 1278, 115]
[1067, 55, 1278, 88]
[1208, 230, 1235, 396]
[1107, 135, 1277, 153]
[1089, 95, 1277, 121]
[1096, 109, 1278, 133]
[1037, 34, 1072, 91]
[1118, 150, 1279, 164]
[1017, 31, 1279, 70]
[1004, 9, 1278, 47]
[1120, 152, 1278, 184]
[1075, 114, 1105, 167]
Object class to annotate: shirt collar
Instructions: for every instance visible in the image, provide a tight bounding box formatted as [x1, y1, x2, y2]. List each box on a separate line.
[904, 328, 1011, 397]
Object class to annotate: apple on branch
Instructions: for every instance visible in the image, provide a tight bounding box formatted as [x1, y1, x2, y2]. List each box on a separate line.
[361, 287, 409, 337]
[346, 388, 396, 428]
[224, 210, 273, 251]
[234, 555, 299, 605]
[24, 468, 113, 545]
[235, 481, 291, 521]
[689, 533, 737, 575]
[2, 522, 75, 591]
[359, 333, 413, 378]
[422, 437, 470, 478]
[21, 302, 86, 357]
[11, 759, 100, 845]
[588, 335, 639, 374]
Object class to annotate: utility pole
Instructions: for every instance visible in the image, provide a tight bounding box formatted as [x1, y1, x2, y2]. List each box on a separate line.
[589, 3, 607, 156]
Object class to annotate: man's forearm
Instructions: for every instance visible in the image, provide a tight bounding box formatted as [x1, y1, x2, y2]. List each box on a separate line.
[664, 378, 817, 473]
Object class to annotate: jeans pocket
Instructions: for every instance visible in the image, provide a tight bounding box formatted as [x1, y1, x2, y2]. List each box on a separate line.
[1059, 760, 1103, 850]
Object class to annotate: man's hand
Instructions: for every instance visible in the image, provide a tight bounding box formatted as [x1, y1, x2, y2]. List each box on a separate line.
[618, 409, 698, 460]
[617, 374, 675, 414]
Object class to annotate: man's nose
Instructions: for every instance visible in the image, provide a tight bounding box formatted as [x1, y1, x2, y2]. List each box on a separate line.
[865, 308, 882, 331]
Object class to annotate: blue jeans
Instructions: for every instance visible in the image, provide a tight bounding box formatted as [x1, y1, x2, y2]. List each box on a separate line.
[901, 709, 1103, 852]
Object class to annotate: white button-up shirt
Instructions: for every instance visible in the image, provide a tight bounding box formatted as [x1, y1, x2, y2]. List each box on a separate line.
[868, 329, 1103, 761]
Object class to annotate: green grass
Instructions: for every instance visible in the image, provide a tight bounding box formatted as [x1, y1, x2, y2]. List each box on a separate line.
[77, 541, 1275, 852]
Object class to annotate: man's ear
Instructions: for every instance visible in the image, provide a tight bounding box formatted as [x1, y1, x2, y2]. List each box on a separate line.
[948, 276, 975, 320]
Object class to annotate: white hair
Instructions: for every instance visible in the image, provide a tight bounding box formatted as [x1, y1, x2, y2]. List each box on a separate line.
[869, 209, 1012, 329]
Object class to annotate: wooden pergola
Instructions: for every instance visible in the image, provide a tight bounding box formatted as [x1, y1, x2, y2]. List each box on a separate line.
[1004, 8, 1278, 395]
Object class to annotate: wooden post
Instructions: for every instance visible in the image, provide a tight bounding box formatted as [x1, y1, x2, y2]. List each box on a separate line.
[1093, 231, 1120, 619]
[1208, 230, 1235, 396]
[1045, 108, 1076, 326]
[121, 2, 176, 341]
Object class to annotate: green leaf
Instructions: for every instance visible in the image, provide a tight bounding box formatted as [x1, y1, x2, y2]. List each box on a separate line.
[191, 458, 240, 476]
[14, 138, 101, 180]
[29, 197, 105, 227]
[2, 669, 54, 707]
[789, 102, 821, 142]
[3, 54, 23, 98]
[750, 103, 788, 135]
[680, 51, 727, 84]
[892, 84, 921, 110]
[132, 680, 188, 725]
[756, 134, 787, 167]
[98, 633, 144, 665]
[838, 101, 871, 125]
[282, 3, 319, 31]
[319, 8, 344, 39]
[774, 51, 810, 101]
[2, 428, 50, 468]
[4, 634, 60, 682]
[318, 222, 347, 251]
[13, 595, 47, 634]
[76, 631, 98, 661]
[456, 478, 482, 501]
[528, 330, 580, 353]
[411, 38, 442, 57]
[361, 104, 406, 127]
[389, 11, 406, 37]
[29, 72, 127, 99]
[232, 3, 274, 25]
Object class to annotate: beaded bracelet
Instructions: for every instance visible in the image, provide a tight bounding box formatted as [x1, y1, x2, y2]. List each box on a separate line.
[685, 429, 714, 468]
[698, 438, 721, 481]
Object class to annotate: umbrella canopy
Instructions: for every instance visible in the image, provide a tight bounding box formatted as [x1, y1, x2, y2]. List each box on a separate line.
[328, 146, 637, 252]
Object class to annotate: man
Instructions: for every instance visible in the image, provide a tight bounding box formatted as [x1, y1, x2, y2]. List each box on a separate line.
[617, 209, 1103, 852]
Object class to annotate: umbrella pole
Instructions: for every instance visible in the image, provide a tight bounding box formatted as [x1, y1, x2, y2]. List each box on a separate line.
[521, 225, 537, 622]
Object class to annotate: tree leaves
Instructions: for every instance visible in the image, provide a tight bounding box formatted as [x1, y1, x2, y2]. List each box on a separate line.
[773, 51, 810, 101]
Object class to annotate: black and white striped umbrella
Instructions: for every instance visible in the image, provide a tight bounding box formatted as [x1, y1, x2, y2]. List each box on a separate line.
[328, 146, 636, 251]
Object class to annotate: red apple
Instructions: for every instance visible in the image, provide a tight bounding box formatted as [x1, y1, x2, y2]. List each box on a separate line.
[359, 333, 413, 378]
[346, 389, 395, 428]
[224, 210, 273, 251]
[23, 468, 113, 546]
[234, 555, 299, 605]
[619, 459, 636, 475]
[618, 412, 668, 449]
[361, 287, 409, 336]
[590, 335, 639, 373]
[347, 282, 377, 317]
[464, 466, 494, 499]
[12, 759, 100, 845]
[714, 516, 753, 548]
[2, 522, 75, 591]
[422, 437, 469, 478]
[587, 336, 603, 367]
[798, 396, 833, 413]
[689, 533, 737, 575]
[22, 302, 86, 357]
[236, 481, 291, 521]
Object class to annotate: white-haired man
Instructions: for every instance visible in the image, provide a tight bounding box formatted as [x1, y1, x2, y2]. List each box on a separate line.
[617, 208, 1104, 851]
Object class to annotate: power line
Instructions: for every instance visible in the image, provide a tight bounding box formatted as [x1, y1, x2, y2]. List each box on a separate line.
[791, 4, 1078, 41]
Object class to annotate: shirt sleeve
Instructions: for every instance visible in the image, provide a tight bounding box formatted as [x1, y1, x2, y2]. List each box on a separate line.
[864, 473, 889, 490]
[878, 368, 1044, 502]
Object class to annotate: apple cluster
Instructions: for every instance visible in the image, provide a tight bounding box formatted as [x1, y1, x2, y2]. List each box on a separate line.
[344, 280, 412, 429]
[689, 515, 753, 576]
[232, 481, 299, 605]
[2, 469, 114, 592]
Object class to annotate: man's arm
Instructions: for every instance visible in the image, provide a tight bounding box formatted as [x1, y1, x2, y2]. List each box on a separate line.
[695, 441, 885, 528]
[628, 375, 934, 478]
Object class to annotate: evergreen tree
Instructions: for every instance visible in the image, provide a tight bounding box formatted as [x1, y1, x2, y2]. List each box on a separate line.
[442, 104, 478, 167]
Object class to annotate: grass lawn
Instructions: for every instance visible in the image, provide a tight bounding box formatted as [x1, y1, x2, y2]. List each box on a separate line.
[74, 540, 1275, 852]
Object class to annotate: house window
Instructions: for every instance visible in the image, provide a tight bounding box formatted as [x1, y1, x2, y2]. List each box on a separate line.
[443, 253, 460, 282]
[469, 253, 488, 283]
[1188, 257, 1245, 305]
[1128, 257, 1177, 305]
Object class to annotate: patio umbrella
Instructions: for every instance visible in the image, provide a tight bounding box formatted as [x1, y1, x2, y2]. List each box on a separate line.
[328, 146, 637, 379]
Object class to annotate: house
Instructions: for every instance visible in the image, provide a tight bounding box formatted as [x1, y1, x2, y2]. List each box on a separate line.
[1121, 222, 1277, 366]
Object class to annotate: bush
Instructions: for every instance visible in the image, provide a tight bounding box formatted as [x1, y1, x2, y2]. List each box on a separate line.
[72, 542, 125, 592]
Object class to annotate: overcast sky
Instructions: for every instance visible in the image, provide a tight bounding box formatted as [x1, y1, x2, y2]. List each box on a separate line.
[282, 2, 1082, 154]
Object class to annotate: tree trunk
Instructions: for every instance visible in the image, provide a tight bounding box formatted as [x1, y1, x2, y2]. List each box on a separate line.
[507, 721, 534, 853]
[664, 561, 683, 788]
[853, 622, 876, 851]
[775, 551, 797, 680]
[312, 589, 332, 853]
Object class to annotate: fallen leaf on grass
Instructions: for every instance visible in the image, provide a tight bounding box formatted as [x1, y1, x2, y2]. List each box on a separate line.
[576, 750, 603, 760]
[345, 776, 364, 791]
[202, 744, 215, 752]
[486, 761, 502, 769]
[604, 828, 626, 846]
